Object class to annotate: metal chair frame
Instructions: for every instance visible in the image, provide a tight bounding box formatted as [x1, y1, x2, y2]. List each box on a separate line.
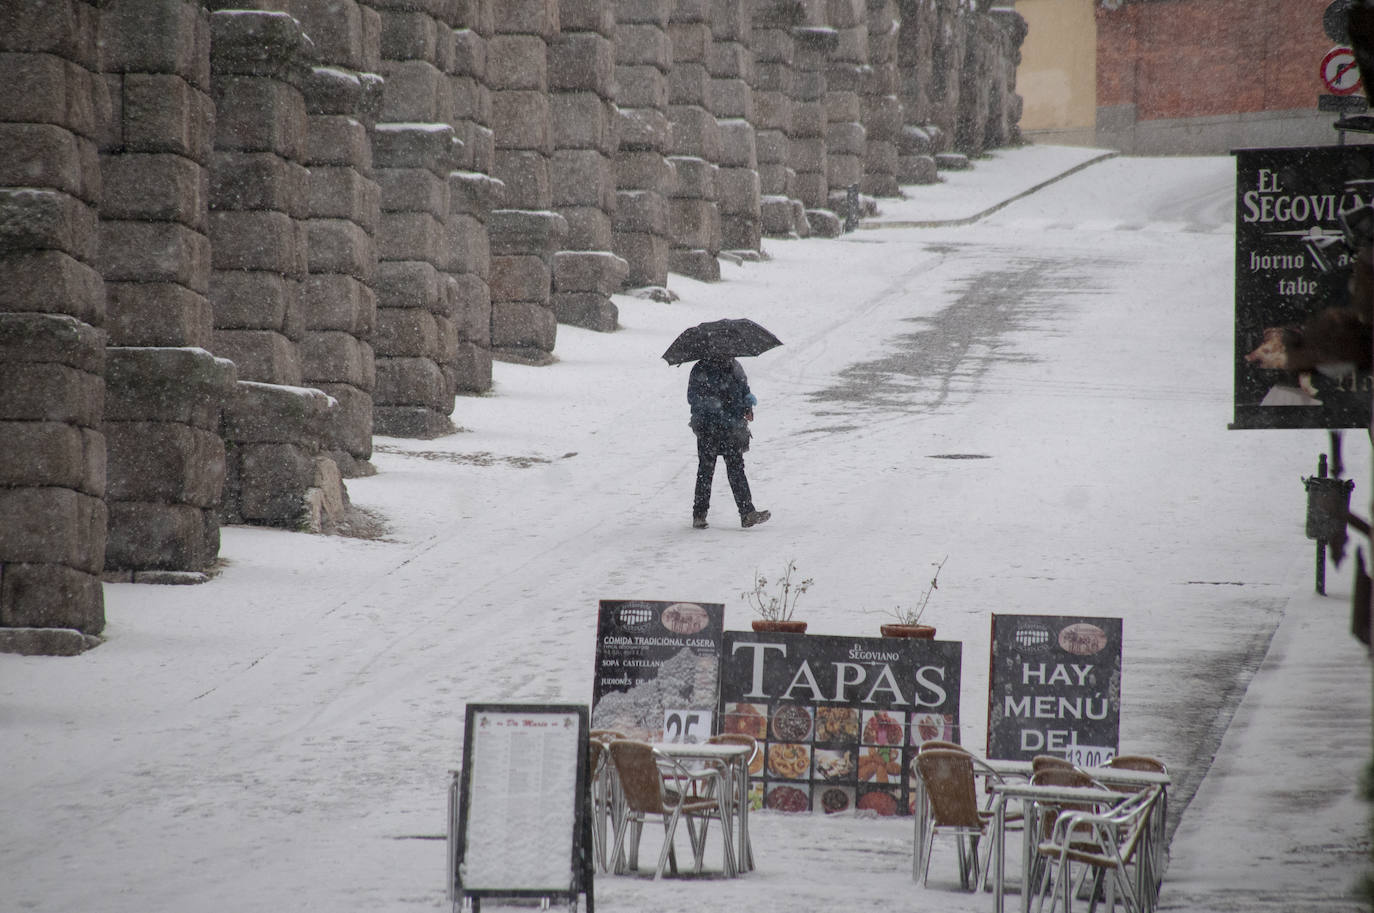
[605, 740, 736, 880]
[1104, 755, 1169, 908]
[705, 733, 758, 871]
[1031, 786, 1162, 913]
[914, 748, 1014, 891]
[587, 730, 628, 873]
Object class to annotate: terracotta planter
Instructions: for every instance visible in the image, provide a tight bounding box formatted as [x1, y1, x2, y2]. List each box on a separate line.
[880, 623, 936, 639]
[752, 619, 808, 634]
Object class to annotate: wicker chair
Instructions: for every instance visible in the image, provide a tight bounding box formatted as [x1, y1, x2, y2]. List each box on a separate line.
[914, 748, 1011, 890]
[605, 740, 736, 880]
[1105, 755, 1169, 906]
[1032, 754, 1076, 775]
[917, 739, 969, 754]
[1032, 786, 1162, 913]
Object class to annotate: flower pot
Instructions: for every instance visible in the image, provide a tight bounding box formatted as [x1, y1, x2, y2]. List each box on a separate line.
[880, 623, 936, 639]
[752, 619, 808, 634]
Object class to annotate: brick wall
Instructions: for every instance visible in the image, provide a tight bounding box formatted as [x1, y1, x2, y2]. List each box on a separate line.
[1098, 0, 1330, 120]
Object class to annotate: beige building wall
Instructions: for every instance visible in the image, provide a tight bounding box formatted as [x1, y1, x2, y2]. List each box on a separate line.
[1014, 0, 1098, 146]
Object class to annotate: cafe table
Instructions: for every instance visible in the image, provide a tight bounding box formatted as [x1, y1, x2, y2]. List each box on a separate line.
[985, 761, 1172, 897]
[986, 776, 1168, 913]
[981, 765, 1171, 862]
[984, 759, 1172, 792]
[911, 761, 1171, 912]
[986, 782, 1126, 913]
[653, 741, 755, 874]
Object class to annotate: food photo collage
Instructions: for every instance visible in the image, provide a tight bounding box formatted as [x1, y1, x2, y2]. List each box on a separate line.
[722, 702, 955, 816]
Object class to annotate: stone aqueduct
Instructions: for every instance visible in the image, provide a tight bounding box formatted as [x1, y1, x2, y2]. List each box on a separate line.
[0, 0, 1025, 652]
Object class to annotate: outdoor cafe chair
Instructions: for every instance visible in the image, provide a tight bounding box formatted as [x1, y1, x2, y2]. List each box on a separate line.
[1031, 785, 1162, 913]
[587, 730, 630, 872]
[1106, 755, 1166, 775]
[706, 733, 758, 870]
[702, 733, 758, 811]
[1103, 756, 1167, 802]
[605, 739, 736, 880]
[1104, 755, 1169, 905]
[914, 748, 1015, 891]
[587, 739, 622, 873]
[671, 735, 758, 858]
[915, 740, 1024, 815]
[918, 739, 968, 754]
[1028, 767, 1110, 833]
[1104, 756, 1167, 797]
[1025, 767, 1110, 897]
[1032, 754, 1077, 775]
[707, 732, 759, 755]
[588, 740, 606, 871]
[1031, 767, 1108, 803]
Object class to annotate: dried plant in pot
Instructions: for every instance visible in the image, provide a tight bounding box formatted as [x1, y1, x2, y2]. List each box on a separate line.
[878, 557, 946, 639]
[742, 560, 813, 633]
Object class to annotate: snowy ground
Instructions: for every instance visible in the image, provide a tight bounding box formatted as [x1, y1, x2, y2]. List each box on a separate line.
[2, 147, 1369, 913]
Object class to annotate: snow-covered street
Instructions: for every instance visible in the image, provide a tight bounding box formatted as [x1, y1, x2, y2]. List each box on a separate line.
[2, 147, 1368, 912]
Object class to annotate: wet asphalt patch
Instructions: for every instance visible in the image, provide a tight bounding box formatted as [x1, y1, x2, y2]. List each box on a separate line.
[809, 252, 1108, 416]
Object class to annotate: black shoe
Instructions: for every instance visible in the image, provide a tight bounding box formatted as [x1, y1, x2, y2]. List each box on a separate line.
[740, 509, 770, 528]
[692, 515, 708, 529]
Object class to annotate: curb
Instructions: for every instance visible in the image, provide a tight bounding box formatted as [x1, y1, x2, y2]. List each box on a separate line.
[858, 150, 1120, 230]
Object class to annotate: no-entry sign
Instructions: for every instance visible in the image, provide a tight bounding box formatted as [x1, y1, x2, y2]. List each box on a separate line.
[1322, 45, 1363, 95]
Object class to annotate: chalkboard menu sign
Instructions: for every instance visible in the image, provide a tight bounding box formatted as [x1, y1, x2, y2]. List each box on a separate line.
[450, 704, 593, 911]
[1233, 145, 1374, 429]
[591, 600, 724, 741]
[717, 631, 962, 817]
[986, 615, 1122, 765]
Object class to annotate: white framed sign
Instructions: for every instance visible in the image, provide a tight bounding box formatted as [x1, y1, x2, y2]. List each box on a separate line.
[450, 704, 593, 911]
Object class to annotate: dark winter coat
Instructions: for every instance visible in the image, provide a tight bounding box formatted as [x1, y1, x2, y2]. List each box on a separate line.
[687, 357, 757, 453]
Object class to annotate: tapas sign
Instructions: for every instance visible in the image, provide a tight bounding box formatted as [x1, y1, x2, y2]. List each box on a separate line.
[449, 703, 593, 912]
[1322, 46, 1363, 96]
[717, 630, 962, 817]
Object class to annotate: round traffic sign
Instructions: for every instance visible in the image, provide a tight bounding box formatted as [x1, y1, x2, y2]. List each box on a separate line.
[1325, 0, 1353, 43]
[1322, 45, 1364, 95]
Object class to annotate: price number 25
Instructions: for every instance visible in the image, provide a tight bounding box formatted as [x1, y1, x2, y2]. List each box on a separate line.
[662, 710, 712, 744]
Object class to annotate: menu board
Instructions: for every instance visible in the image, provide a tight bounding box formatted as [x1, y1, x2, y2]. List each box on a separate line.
[451, 704, 591, 907]
[1233, 145, 1374, 429]
[591, 600, 724, 741]
[986, 614, 1122, 764]
[717, 631, 962, 818]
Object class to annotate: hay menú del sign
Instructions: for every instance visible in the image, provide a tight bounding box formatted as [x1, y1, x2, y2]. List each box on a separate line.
[1232, 145, 1374, 430]
[986, 614, 1122, 765]
[717, 630, 962, 817]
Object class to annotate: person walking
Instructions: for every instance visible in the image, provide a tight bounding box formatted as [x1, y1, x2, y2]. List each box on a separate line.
[687, 355, 770, 529]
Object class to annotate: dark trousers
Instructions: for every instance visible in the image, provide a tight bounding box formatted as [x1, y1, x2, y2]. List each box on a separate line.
[694, 434, 753, 517]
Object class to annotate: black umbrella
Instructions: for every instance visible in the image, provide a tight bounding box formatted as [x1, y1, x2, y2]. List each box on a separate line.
[661, 318, 783, 365]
